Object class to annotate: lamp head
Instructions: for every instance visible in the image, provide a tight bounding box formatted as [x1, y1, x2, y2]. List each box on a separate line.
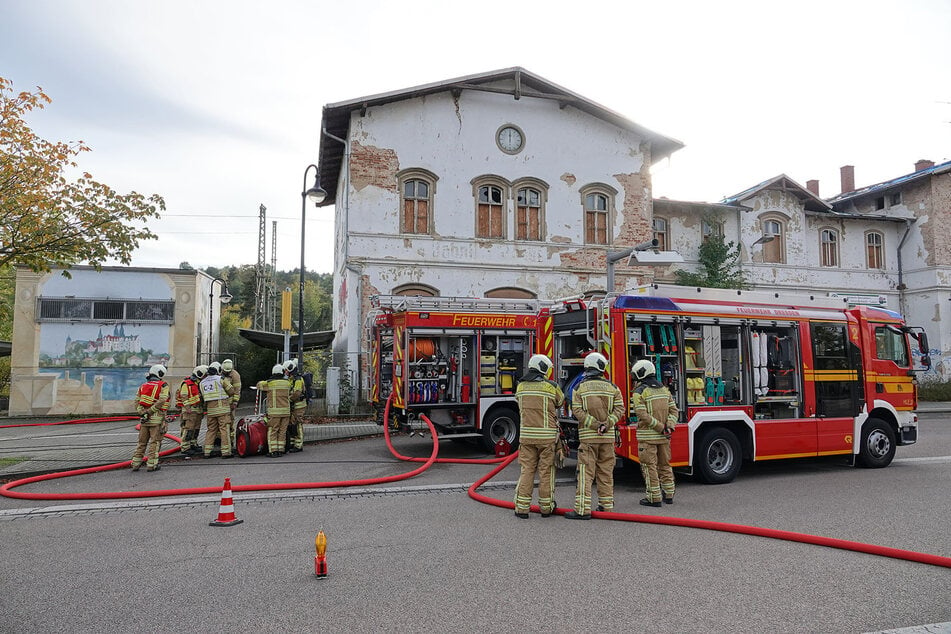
[306, 185, 327, 205]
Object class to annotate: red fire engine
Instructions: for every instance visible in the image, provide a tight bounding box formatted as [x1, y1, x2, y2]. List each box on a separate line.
[368, 295, 550, 451]
[550, 284, 930, 483]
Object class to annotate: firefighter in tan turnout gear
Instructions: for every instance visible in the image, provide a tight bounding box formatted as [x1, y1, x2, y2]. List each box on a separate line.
[565, 352, 624, 519]
[220, 358, 241, 446]
[257, 364, 292, 457]
[176, 365, 206, 456]
[200, 362, 236, 458]
[513, 354, 565, 519]
[630, 359, 678, 507]
[132, 364, 170, 472]
[284, 358, 306, 452]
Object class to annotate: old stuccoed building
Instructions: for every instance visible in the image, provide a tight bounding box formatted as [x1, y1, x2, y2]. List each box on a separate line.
[315, 67, 683, 396]
[313, 66, 950, 401]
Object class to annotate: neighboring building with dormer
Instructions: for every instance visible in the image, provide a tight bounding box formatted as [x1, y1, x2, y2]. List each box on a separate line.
[655, 160, 951, 377]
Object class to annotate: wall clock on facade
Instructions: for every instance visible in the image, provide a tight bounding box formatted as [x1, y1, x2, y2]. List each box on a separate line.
[496, 125, 524, 154]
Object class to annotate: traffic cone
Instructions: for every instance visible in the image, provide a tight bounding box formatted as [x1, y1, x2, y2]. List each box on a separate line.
[209, 477, 243, 527]
[314, 530, 328, 578]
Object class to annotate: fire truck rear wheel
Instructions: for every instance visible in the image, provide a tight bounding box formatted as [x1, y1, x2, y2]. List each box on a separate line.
[695, 427, 741, 484]
[857, 417, 896, 468]
[481, 407, 520, 452]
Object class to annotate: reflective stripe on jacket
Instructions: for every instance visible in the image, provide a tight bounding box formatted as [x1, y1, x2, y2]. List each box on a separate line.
[291, 376, 307, 411]
[177, 379, 202, 411]
[136, 380, 170, 424]
[257, 378, 292, 415]
[515, 376, 564, 444]
[631, 381, 679, 444]
[571, 374, 624, 444]
[223, 370, 242, 404]
[200, 375, 234, 416]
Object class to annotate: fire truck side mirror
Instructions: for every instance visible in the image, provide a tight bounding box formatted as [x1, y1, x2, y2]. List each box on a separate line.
[917, 331, 929, 355]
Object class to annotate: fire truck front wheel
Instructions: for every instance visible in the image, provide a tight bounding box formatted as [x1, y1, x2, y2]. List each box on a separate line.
[695, 427, 742, 484]
[481, 407, 520, 453]
[857, 417, 896, 468]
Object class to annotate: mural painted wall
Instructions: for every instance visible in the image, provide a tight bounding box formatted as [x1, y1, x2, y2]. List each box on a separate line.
[11, 266, 205, 416]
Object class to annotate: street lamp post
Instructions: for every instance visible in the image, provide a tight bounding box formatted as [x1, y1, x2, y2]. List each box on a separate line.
[299, 164, 328, 366]
[209, 277, 232, 360]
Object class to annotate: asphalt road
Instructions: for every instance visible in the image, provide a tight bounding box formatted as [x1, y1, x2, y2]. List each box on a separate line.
[1, 415, 949, 633]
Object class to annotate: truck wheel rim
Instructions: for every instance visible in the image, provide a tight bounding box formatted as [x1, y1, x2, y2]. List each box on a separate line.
[707, 439, 734, 474]
[866, 430, 891, 458]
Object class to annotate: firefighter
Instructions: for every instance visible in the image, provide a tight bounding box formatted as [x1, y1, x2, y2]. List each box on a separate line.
[284, 358, 307, 452]
[200, 361, 236, 458]
[132, 364, 170, 472]
[513, 354, 565, 519]
[176, 365, 206, 456]
[257, 364, 292, 457]
[220, 358, 241, 445]
[630, 359, 678, 507]
[565, 352, 624, 519]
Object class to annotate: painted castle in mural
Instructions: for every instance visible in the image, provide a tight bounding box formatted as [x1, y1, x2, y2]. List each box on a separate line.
[39, 325, 167, 369]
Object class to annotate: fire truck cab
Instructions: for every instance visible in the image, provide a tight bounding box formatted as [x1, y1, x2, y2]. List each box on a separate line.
[551, 284, 930, 484]
[368, 295, 547, 451]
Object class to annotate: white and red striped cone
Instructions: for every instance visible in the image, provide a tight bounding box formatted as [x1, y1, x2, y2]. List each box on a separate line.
[209, 477, 243, 527]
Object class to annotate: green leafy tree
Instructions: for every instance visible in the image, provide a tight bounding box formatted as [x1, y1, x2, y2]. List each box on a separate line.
[674, 217, 747, 290]
[0, 77, 164, 274]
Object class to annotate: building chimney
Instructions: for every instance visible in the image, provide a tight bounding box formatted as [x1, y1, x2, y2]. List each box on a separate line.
[806, 179, 820, 196]
[840, 165, 855, 194]
[915, 159, 935, 172]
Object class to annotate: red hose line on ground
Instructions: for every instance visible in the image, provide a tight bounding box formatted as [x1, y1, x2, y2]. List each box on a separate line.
[0, 416, 138, 429]
[464, 445, 951, 570]
[0, 415, 441, 500]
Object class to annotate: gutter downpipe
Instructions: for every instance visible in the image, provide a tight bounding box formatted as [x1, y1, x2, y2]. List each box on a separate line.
[896, 218, 915, 318]
[321, 125, 354, 389]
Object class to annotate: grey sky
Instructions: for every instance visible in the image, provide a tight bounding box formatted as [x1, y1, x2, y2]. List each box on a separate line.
[3, 0, 949, 273]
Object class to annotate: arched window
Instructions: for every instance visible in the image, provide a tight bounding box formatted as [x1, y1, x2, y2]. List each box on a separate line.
[866, 231, 885, 269]
[580, 184, 616, 245]
[397, 169, 437, 235]
[513, 178, 548, 242]
[820, 228, 839, 267]
[653, 217, 669, 251]
[485, 287, 537, 299]
[392, 284, 438, 297]
[760, 217, 786, 264]
[472, 176, 510, 239]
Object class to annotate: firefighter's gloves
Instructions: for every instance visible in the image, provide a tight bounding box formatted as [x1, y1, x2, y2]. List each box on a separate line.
[140, 413, 150, 424]
[597, 423, 607, 436]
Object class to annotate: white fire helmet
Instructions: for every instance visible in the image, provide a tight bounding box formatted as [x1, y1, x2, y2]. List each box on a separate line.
[194, 365, 208, 379]
[282, 358, 298, 374]
[583, 352, 609, 373]
[221, 359, 234, 372]
[271, 364, 284, 375]
[528, 354, 553, 376]
[209, 361, 222, 373]
[149, 364, 167, 379]
[631, 359, 656, 381]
